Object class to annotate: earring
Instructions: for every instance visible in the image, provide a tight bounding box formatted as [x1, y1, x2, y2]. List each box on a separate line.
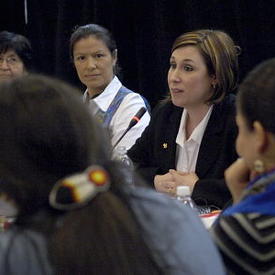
[212, 83, 216, 89]
[253, 159, 265, 173]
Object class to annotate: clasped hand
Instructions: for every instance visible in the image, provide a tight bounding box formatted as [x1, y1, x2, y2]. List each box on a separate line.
[154, 169, 199, 196]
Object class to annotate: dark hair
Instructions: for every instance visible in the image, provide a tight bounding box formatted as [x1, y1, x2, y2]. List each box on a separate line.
[172, 29, 240, 104]
[70, 24, 120, 75]
[237, 58, 275, 134]
[0, 74, 102, 215]
[50, 191, 161, 274]
[0, 31, 33, 71]
[0, 74, 161, 274]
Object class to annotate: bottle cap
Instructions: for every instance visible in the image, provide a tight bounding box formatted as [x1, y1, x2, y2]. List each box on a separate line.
[176, 186, 191, 196]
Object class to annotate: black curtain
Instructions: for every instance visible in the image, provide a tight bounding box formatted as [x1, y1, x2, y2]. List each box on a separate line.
[2, 0, 275, 108]
[0, 1, 25, 33]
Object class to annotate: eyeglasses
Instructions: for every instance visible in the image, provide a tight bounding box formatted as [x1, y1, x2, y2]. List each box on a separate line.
[0, 55, 22, 67]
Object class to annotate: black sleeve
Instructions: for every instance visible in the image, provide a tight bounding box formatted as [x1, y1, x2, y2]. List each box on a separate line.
[192, 178, 231, 209]
[211, 213, 275, 274]
[128, 103, 164, 186]
[192, 95, 238, 209]
[128, 101, 182, 186]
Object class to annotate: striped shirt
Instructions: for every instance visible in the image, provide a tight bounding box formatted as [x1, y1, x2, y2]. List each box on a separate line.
[211, 171, 275, 274]
[212, 213, 275, 274]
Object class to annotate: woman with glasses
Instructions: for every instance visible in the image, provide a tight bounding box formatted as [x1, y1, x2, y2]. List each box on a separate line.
[0, 31, 32, 82]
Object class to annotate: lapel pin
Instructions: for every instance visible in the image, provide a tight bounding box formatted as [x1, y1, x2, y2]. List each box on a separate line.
[162, 143, 168, 149]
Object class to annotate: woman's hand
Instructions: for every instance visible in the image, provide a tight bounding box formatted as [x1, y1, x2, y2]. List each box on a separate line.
[154, 173, 177, 196]
[169, 169, 199, 192]
[224, 158, 250, 204]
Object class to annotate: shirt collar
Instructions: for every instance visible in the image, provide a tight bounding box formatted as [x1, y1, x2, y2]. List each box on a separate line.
[176, 105, 213, 146]
[83, 76, 122, 112]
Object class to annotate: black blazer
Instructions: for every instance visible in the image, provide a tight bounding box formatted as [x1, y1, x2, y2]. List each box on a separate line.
[128, 95, 238, 209]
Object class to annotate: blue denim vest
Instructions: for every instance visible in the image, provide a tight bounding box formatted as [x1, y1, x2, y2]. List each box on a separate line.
[96, 86, 150, 128]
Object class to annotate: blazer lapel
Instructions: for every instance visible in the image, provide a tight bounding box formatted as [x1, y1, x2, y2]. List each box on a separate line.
[161, 104, 182, 170]
[195, 103, 224, 178]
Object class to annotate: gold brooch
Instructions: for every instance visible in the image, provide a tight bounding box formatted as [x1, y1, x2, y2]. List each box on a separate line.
[162, 143, 168, 149]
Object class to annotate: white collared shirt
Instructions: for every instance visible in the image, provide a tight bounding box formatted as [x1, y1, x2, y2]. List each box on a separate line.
[176, 106, 213, 172]
[83, 76, 150, 150]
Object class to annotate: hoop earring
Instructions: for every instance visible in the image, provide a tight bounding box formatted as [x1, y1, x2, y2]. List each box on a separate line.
[253, 159, 265, 173]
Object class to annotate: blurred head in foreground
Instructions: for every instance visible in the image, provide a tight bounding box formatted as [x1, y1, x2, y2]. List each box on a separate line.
[0, 74, 160, 274]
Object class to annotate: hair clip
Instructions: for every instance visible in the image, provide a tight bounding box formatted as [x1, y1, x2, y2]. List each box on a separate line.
[49, 166, 110, 211]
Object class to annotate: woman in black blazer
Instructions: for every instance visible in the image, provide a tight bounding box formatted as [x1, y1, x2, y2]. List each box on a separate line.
[128, 29, 240, 209]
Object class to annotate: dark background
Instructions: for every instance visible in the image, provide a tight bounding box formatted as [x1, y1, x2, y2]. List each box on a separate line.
[2, 0, 275, 108]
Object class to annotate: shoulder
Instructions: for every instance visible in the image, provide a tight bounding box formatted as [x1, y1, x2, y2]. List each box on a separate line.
[213, 212, 275, 241]
[0, 228, 45, 251]
[118, 86, 149, 107]
[212, 212, 275, 273]
[119, 85, 141, 100]
[125, 186, 205, 231]
[125, 186, 225, 274]
[223, 93, 236, 109]
[0, 228, 53, 274]
[215, 94, 236, 113]
[211, 94, 236, 126]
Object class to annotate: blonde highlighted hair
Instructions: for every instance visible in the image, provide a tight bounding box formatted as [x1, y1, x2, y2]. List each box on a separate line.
[172, 29, 240, 103]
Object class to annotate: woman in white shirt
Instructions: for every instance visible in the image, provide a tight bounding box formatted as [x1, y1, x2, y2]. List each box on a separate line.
[70, 24, 150, 150]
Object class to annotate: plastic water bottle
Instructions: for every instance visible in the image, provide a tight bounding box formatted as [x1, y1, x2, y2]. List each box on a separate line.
[112, 146, 134, 185]
[176, 186, 196, 210]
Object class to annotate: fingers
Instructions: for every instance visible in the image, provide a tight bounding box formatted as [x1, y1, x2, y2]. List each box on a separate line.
[169, 169, 198, 189]
[163, 181, 177, 195]
[154, 173, 177, 196]
[169, 169, 187, 176]
[155, 173, 174, 183]
[155, 181, 177, 195]
[154, 170, 198, 196]
[169, 169, 185, 184]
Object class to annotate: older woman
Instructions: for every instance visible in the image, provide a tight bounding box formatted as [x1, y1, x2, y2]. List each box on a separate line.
[128, 29, 240, 209]
[211, 58, 275, 274]
[70, 24, 150, 150]
[0, 31, 32, 82]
